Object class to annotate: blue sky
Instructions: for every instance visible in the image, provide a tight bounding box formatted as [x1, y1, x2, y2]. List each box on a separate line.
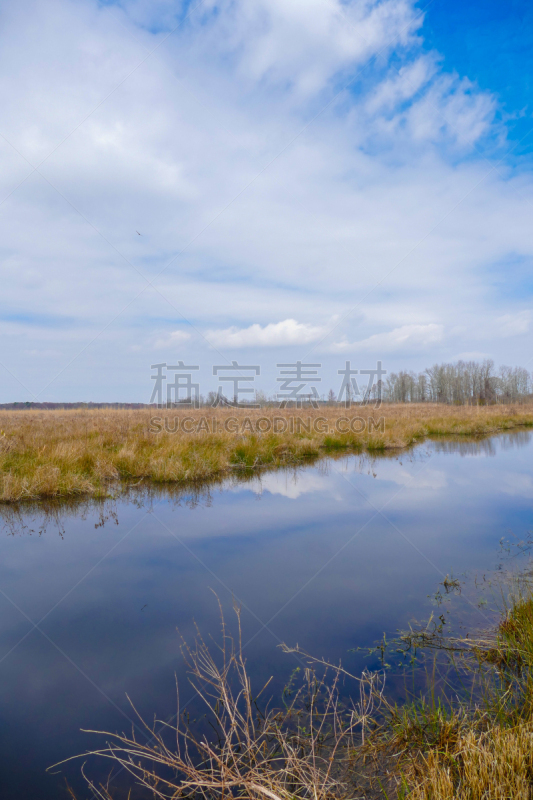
[1, 0, 533, 401]
[423, 0, 533, 152]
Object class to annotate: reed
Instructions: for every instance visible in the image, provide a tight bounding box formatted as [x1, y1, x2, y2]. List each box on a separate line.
[58, 577, 533, 800]
[390, 579, 533, 799]
[1, 403, 532, 502]
[57, 604, 379, 800]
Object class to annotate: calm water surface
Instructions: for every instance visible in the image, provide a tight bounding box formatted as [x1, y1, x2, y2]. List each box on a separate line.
[1, 432, 532, 798]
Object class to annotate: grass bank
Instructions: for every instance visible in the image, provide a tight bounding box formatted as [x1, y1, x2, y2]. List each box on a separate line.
[62, 577, 533, 799]
[378, 580, 533, 798]
[1, 403, 533, 502]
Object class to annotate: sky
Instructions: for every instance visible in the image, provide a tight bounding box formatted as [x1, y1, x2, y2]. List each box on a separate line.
[2, 0, 533, 402]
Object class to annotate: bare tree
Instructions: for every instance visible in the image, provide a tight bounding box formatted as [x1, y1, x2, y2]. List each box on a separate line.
[382, 359, 531, 405]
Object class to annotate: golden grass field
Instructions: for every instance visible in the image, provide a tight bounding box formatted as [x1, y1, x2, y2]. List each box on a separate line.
[1, 403, 533, 502]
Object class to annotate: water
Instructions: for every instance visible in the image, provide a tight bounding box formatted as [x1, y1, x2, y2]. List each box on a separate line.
[1, 431, 532, 798]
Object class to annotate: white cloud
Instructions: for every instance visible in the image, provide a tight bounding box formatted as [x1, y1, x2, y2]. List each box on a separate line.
[499, 472, 533, 498]
[0, 0, 531, 400]
[196, 0, 421, 95]
[330, 324, 444, 353]
[453, 351, 491, 361]
[389, 467, 448, 491]
[23, 349, 62, 358]
[205, 319, 328, 348]
[495, 310, 532, 337]
[254, 472, 330, 500]
[154, 330, 192, 349]
[365, 55, 436, 115]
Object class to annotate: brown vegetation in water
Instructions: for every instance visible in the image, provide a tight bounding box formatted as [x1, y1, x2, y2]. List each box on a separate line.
[1, 403, 532, 502]
[390, 583, 533, 799]
[58, 579, 533, 800]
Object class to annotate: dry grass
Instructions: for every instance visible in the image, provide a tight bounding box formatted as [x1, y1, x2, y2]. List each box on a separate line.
[56, 579, 533, 800]
[1, 403, 532, 502]
[406, 721, 533, 799]
[56, 604, 382, 800]
[374, 578, 533, 799]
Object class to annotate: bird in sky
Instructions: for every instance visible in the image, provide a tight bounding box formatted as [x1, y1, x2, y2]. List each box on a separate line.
[136, 230, 142, 235]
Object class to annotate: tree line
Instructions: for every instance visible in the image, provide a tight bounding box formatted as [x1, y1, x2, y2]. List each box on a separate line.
[382, 359, 532, 404]
[6, 360, 531, 408]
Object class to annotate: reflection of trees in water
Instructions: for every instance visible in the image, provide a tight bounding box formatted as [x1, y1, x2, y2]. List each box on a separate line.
[433, 438, 498, 457]
[0, 483, 222, 537]
[348, 447, 425, 480]
[0, 497, 119, 538]
[432, 429, 532, 458]
[498, 429, 533, 450]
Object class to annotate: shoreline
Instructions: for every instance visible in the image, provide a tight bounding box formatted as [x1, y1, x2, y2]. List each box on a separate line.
[1, 404, 532, 503]
[68, 567, 533, 800]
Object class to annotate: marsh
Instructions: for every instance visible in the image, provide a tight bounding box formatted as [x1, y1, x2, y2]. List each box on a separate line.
[0, 430, 532, 797]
